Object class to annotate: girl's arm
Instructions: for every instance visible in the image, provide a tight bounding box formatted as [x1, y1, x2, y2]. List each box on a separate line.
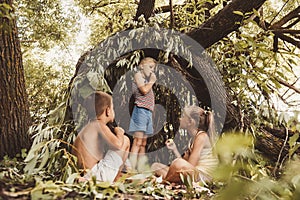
[173, 148, 181, 158]
[166, 139, 181, 158]
[134, 72, 156, 95]
[187, 133, 209, 166]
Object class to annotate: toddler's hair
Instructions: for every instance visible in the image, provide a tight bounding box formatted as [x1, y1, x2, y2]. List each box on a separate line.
[138, 57, 157, 69]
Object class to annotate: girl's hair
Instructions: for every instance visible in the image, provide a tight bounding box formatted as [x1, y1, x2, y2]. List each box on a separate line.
[138, 57, 157, 69]
[184, 105, 217, 143]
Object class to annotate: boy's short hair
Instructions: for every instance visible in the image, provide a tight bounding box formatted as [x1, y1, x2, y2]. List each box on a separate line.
[139, 57, 157, 68]
[84, 91, 112, 119]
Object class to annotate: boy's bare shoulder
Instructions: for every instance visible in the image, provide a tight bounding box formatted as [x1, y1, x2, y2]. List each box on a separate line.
[78, 121, 99, 136]
[93, 119, 112, 135]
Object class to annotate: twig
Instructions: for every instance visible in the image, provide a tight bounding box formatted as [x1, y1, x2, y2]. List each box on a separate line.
[276, 32, 300, 49]
[273, 126, 289, 176]
[270, 5, 300, 28]
[169, 0, 174, 28]
[276, 78, 300, 94]
[269, 0, 290, 25]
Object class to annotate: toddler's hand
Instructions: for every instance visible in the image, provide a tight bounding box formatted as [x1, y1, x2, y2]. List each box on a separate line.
[149, 73, 157, 83]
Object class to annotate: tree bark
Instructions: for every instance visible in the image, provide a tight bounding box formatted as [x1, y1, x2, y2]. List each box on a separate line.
[256, 128, 300, 163]
[0, 0, 31, 159]
[187, 0, 267, 48]
[134, 0, 155, 21]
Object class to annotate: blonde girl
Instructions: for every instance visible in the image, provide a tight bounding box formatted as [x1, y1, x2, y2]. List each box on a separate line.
[151, 105, 218, 183]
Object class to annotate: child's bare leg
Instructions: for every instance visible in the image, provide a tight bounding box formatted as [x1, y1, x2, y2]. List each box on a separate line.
[136, 136, 149, 171]
[138, 137, 147, 154]
[130, 131, 144, 170]
[151, 162, 169, 179]
[114, 135, 131, 181]
[115, 135, 130, 162]
[164, 158, 196, 183]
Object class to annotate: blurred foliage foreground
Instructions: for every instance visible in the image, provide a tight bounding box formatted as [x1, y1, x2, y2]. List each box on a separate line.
[1, 129, 300, 200]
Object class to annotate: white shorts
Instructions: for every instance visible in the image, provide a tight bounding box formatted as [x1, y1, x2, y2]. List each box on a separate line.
[84, 150, 123, 183]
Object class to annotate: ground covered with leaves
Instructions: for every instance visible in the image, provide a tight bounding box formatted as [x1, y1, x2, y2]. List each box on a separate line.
[0, 160, 214, 199]
[1, 133, 300, 200]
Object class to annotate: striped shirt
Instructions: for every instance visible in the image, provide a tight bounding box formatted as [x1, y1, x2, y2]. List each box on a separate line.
[132, 80, 154, 111]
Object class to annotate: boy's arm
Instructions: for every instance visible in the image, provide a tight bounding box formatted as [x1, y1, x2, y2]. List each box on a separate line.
[98, 124, 124, 150]
[135, 72, 156, 95]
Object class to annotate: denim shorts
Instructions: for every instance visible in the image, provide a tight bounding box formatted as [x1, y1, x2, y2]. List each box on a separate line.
[128, 106, 153, 135]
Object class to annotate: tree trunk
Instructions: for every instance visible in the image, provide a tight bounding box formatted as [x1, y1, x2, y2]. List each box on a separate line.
[0, 0, 31, 159]
[134, 0, 155, 21]
[256, 128, 300, 163]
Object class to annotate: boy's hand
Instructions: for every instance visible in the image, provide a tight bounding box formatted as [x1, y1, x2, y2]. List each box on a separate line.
[114, 127, 125, 136]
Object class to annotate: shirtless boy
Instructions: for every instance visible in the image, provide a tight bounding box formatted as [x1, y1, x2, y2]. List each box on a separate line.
[73, 91, 130, 183]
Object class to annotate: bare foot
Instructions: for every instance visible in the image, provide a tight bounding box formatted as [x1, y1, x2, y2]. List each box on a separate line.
[77, 176, 88, 182]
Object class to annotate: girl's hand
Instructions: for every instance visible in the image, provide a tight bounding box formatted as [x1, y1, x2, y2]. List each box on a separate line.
[165, 139, 176, 150]
[149, 73, 157, 83]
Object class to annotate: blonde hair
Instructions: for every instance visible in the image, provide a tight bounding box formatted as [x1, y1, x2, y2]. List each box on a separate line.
[184, 105, 217, 144]
[138, 57, 157, 69]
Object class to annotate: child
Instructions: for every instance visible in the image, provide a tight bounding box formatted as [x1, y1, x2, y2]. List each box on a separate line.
[73, 91, 130, 183]
[151, 105, 218, 184]
[128, 57, 157, 171]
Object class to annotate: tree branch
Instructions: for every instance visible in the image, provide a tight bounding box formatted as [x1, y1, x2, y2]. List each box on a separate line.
[154, 5, 173, 13]
[276, 78, 300, 94]
[262, 125, 300, 142]
[169, 0, 174, 28]
[276, 32, 300, 49]
[273, 29, 300, 34]
[253, 9, 300, 51]
[270, 6, 300, 29]
[187, 0, 267, 49]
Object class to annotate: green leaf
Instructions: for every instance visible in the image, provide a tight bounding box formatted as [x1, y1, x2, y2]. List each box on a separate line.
[66, 173, 79, 184]
[25, 141, 47, 162]
[101, 188, 115, 197]
[96, 181, 111, 188]
[289, 144, 300, 157]
[78, 84, 94, 99]
[24, 156, 38, 174]
[233, 11, 244, 16]
[36, 147, 49, 171]
[186, 174, 193, 188]
[252, 9, 259, 17]
[288, 133, 299, 147]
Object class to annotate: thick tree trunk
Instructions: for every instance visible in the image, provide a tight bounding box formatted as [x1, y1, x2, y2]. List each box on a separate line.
[168, 55, 242, 131]
[256, 128, 300, 163]
[0, 0, 31, 159]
